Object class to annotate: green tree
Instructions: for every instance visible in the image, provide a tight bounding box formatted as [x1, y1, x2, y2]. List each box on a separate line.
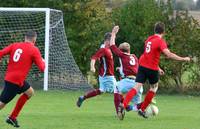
[63, 0, 113, 74]
[161, 10, 200, 93]
[112, 0, 170, 57]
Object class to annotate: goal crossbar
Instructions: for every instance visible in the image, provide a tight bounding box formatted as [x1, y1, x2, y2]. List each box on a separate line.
[0, 8, 61, 12]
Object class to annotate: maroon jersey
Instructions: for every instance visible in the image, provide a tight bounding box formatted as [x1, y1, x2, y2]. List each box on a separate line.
[91, 47, 114, 76]
[110, 45, 138, 76]
[139, 34, 167, 70]
[0, 42, 45, 87]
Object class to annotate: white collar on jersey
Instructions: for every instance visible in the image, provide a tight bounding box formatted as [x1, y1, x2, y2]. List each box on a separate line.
[123, 52, 131, 55]
[100, 44, 105, 48]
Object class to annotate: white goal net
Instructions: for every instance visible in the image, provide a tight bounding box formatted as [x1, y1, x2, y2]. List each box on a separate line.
[0, 8, 91, 91]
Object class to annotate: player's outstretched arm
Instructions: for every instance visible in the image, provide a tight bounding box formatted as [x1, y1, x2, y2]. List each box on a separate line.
[110, 45, 124, 57]
[110, 25, 119, 46]
[110, 25, 124, 57]
[162, 49, 191, 62]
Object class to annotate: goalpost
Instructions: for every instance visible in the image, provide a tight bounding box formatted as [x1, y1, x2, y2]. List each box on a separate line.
[0, 8, 91, 91]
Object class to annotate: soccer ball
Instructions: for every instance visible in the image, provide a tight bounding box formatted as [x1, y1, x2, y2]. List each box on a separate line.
[145, 104, 159, 117]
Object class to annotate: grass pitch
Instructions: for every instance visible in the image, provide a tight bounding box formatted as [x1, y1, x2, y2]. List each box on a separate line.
[0, 91, 200, 129]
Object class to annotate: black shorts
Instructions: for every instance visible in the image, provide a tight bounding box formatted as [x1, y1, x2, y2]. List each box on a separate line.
[136, 66, 159, 85]
[0, 81, 30, 104]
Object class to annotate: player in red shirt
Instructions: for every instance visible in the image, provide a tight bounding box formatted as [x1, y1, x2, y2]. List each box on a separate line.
[123, 22, 190, 118]
[0, 31, 45, 127]
[76, 32, 116, 108]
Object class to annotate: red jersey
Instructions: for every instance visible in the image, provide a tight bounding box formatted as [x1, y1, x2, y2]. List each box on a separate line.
[0, 42, 45, 87]
[139, 34, 168, 70]
[91, 47, 114, 77]
[110, 45, 138, 77]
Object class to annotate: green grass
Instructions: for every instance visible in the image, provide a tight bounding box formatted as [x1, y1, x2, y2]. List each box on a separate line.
[0, 91, 200, 129]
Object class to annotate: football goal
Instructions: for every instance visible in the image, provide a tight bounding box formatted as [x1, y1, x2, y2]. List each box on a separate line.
[0, 8, 91, 91]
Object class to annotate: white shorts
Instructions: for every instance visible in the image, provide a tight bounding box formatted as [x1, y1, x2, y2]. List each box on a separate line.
[99, 75, 116, 93]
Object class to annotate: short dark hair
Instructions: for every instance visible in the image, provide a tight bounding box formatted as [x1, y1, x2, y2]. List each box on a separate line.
[104, 32, 111, 41]
[25, 30, 37, 40]
[154, 22, 165, 34]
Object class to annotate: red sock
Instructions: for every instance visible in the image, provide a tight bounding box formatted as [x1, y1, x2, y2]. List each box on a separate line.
[10, 94, 29, 120]
[84, 89, 101, 99]
[123, 88, 137, 108]
[141, 90, 155, 112]
[114, 93, 123, 113]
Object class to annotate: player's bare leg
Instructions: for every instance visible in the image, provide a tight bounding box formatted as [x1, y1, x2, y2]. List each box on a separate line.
[6, 87, 34, 128]
[24, 87, 34, 98]
[0, 101, 6, 110]
[138, 83, 158, 118]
